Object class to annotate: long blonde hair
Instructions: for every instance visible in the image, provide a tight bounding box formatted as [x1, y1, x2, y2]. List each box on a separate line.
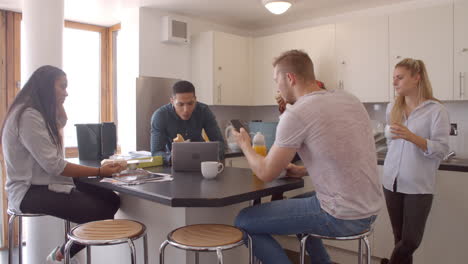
[390, 58, 439, 124]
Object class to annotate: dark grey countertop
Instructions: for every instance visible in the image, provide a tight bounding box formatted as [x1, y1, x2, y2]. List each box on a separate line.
[72, 159, 304, 207]
[377, 153, 468, 172]
[225, 151, 468, 173]
[224, 150, 244, 158]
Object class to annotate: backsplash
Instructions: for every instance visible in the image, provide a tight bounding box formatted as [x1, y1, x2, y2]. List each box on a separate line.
[364, 102, 468, 158]
[209, 105, 280, 137]
[211, 101, 468, 158]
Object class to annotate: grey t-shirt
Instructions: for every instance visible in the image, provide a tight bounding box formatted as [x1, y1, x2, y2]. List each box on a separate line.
[2, 107, 70, 213]
[275, 89, 383, 220]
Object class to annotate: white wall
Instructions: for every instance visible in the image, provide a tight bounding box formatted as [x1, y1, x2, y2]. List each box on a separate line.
[138, 7, 251, 81]
[116, 7, 139, 153]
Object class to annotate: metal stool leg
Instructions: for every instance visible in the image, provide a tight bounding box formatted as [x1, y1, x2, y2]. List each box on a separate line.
[86, 246, 91, 264]
[195, 251, 200, 264]
[299, 235, 309, 264]
[248, 235, 254, 264]
[143, 234, 148, 264]
[216, 248, 224, 264]
[18, 216, 23, 264]
[159, 240, 169, 264]
[64, 220, 71, 243]
[363, 236, 371, 264]
[8, 214, 16, 264]
[127, 239, 137, 264]
[64, 239, 74, 264]
[358, 238, 363, 264]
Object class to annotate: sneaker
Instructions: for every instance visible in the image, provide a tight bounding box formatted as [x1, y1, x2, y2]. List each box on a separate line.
[380, 258, 390, 264]
[46, 246, 80, 264]
[46, 246, 61, 264]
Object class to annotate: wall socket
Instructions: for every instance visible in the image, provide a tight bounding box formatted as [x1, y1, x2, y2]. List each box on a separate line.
[450, 123, 458, 136]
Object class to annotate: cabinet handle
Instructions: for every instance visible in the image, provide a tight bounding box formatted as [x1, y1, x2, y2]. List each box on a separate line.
[218, 84, 222, 104]
[462, 48, 468, 53]
[339, 80, 344, 89]
[461, 72, 466, 98]
[396, 55, 401, 59]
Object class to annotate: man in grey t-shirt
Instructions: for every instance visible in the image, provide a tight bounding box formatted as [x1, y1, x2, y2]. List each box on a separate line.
[233, 50, 383, 264]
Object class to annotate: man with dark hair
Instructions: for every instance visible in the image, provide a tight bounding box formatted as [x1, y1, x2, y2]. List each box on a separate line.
[150, 80, 225, 162]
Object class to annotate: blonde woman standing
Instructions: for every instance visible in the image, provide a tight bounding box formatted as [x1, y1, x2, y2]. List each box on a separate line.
[381, 59, 450, 264]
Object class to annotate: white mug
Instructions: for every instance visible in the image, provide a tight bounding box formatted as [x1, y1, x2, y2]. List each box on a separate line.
[385, 124, 396, 139]
[201, 161, 224, 179]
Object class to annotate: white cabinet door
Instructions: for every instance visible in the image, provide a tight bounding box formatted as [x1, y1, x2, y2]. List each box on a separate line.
[454, 0, 468, 100]
[253, 24, 336, 106]
[336, 16, 389, 102]
[389, 4, 453, 101]
[213, 32, 252, 105]
[191, 31, 251, 106]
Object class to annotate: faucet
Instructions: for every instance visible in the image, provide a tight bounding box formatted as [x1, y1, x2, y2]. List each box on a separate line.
[443, 151, 456, 161]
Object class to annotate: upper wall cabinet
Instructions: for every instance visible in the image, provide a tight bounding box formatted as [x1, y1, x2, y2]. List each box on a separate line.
[336, 16, 389, 103]
[389, 4, 454, 101]
[253, 24, 336, 105]
[191, 31, 252, 106]
[454, 0, 468, 100]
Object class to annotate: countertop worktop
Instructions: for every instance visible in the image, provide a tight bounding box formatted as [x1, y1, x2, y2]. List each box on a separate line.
[73, 159, 304, 207]
[377, 152, 468, 172]
[226, 151, 468, 173]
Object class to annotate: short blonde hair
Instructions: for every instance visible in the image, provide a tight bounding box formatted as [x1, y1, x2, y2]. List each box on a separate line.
[273, 50, 316, 82]
[391, 58, 439, 124]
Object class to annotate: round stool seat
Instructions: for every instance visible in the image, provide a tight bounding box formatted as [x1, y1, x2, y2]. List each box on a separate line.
[71, 219, 145, 241]
[169, 224, 243, 248]
[7, 209, 44, 217]
[306, 228, 373, 241]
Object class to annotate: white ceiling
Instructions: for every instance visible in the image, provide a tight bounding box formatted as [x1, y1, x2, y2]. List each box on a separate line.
[0, 0, 414, 29]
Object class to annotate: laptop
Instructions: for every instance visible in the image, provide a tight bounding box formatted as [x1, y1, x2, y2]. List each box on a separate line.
[172, 142, 220, 171]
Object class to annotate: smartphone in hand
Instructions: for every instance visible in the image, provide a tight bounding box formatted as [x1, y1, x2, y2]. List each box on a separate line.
[230, 120, 249, 133]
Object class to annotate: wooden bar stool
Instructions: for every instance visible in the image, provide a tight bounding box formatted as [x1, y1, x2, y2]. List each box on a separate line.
[299, 228, 374, 264]
[63, 219, 148, 264]
[159, 224, 253, 264]
[7, 209, 71, 264]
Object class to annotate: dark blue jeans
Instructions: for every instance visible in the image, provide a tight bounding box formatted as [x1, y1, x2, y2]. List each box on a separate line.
[235, 192, 376, 264]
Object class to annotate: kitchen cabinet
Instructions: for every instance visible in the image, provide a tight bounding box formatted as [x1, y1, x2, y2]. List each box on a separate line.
[373, 167, 468, 263]
[389, 4, 453, 101]
[336, 16, 389, 102]
[454, 0, 468, 100]
[191, 31, 252, 105]
[252, 24, 336, 105]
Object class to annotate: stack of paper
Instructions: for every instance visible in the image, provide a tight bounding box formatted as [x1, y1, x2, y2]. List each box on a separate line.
[101, 169, 173, 185]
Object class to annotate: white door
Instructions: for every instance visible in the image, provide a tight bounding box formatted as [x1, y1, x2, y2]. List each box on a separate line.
[454, 0, 468, 100]
[336, 16, 389, 102]
[214, 32, 251, 105]
[389, 4, 453, 101]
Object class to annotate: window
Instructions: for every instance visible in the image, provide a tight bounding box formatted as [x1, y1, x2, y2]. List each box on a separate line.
[63, 27, 101, 147]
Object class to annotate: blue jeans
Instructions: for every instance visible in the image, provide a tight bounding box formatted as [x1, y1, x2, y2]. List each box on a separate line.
[235, 192, 376, 264]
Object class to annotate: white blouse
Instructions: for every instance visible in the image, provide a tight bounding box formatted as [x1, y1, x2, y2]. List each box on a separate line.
[383, 100, 450, 194]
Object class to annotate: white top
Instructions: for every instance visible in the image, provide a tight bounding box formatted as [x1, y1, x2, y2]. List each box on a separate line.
[383, 101, 450, 194]
[275, 89, 383, 220]
[2, 106, 71, 213]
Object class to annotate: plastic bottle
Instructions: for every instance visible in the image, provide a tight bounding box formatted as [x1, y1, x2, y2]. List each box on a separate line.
[252, 132, 267, 156]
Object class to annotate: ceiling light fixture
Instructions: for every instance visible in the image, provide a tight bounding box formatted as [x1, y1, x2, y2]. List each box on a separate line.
[262, 0, 293, 15]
